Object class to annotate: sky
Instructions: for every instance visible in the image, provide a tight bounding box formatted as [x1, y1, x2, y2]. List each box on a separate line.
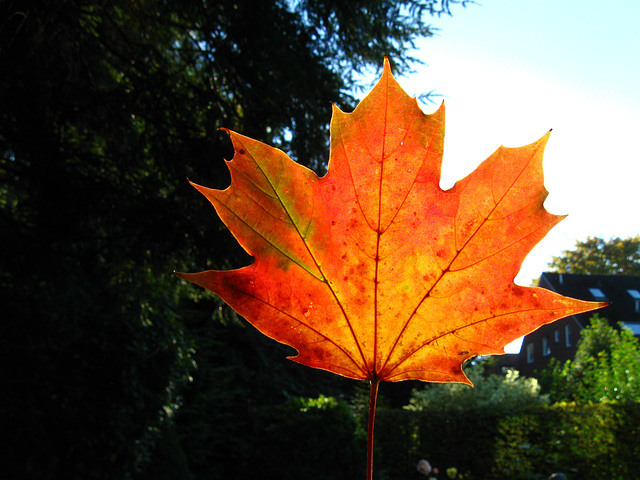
[387, 0, 640, 353]
[393, 0, 640, 287]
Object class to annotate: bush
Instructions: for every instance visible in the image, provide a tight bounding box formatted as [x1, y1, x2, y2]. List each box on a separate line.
[407, 363, 549, 413]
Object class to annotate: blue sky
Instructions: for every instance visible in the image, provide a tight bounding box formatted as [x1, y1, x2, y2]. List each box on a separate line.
[395, 0, 640, 287]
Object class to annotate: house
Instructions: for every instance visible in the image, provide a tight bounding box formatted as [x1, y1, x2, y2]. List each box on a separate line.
[514, 272, 640, 377]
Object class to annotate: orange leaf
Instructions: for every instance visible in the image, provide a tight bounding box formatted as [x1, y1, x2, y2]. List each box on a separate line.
[178, 59, 605, 385]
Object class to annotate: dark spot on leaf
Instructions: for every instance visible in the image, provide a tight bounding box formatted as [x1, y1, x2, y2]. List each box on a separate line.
[239, 149, 246, 155]
[459, 351, 469, 355]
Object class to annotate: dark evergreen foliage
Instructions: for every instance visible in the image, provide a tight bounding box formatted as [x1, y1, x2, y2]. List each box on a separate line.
[0, 0, 465, 478]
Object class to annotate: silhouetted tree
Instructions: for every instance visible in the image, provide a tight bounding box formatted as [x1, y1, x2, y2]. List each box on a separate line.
[0, 1, 467, 478]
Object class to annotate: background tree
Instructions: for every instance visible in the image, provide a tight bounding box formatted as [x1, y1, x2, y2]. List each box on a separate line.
[0, 1, 467, 478]
[539, 315, 640, 404]
[548, 236, 640, 275]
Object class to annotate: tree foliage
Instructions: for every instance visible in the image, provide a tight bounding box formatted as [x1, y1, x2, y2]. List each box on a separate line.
[0, 0, 466, 478]
[548, 236, 640, 275]
[539, 315, 640, 404]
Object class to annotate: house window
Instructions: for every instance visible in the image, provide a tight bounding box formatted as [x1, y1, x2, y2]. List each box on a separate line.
[623, 322, 640, 335]
[589, 288, 607, 300]
[554, 329, 560, 343]
[526, 343, 534, 364]
[542, 336, 551, 356]
[565, 324, 572, 347]
[627, 289, 640, 313]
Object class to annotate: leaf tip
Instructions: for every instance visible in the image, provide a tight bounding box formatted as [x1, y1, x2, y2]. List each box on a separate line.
[382, 56, 394, 79]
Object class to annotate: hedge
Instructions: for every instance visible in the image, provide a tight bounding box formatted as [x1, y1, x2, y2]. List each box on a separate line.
[143, 398, 639, 480]
[373, 402, 640, 480]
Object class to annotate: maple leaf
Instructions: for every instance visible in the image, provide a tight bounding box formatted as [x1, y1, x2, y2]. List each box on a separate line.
[178, 58, 605, 386]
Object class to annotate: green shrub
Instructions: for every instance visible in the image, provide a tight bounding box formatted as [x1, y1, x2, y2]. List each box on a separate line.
[407, 364, 549, 413]
[539, 315, 640, 404]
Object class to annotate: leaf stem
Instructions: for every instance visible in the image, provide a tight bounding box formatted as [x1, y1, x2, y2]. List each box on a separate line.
[367, 378, 380, 480]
